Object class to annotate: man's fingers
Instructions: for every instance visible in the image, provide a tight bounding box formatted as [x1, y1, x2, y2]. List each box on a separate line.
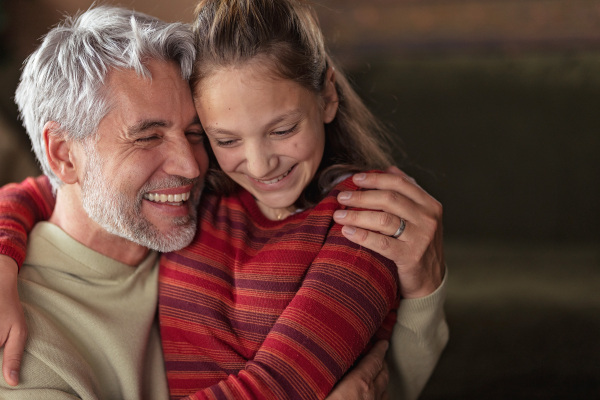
[339, 225, 406, 262]
[335, 169, 446, 300]
[324, 340, 390, 400]
[384, 165, 402, 175]
[336, 189, 422, 234]
[334, 209, 407, 238]
[338, 187, 415, 214]
[350, 170, 427, 204]
[2, 328, 27, 386]
[359, 340, 389, 379]
[373, 361, 390, 400]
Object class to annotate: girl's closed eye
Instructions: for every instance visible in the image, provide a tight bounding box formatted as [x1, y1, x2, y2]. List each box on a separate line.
[271, 124, 298, 137]
[214, 137, 239, 147]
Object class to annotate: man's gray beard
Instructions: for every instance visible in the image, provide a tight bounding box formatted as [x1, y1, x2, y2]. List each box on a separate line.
[80, 150, 200, 253]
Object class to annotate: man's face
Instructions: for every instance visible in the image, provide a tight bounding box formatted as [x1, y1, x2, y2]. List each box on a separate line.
[79, 60, 208, 252]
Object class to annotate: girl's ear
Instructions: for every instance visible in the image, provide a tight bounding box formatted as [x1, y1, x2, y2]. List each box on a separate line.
[322, 67, 339, 124]
[44, 122, 79, 184]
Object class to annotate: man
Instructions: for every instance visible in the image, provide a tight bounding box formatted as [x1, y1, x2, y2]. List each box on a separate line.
[0, 6, 203, 399]
[0, 5, 447, 399]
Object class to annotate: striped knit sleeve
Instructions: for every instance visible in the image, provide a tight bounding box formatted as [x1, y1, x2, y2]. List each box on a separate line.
[0, 176, 55, 268]
[184, 226, 399, 400]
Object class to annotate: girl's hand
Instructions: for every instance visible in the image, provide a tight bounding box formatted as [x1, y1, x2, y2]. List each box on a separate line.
[0, 255, 27, 386]
[334, 166, 445, 299]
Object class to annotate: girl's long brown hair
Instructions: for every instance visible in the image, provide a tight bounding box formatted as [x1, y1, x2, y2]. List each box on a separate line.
[192, 0, 400, 208]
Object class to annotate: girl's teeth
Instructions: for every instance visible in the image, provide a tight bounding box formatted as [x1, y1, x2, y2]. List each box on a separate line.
[258, 168, 292, 184]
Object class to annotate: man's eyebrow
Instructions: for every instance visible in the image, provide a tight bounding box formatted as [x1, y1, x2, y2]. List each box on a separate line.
[127, 120, 169, 136]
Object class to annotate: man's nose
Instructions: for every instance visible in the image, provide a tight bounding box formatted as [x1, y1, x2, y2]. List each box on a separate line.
[163, 135, 201, 179]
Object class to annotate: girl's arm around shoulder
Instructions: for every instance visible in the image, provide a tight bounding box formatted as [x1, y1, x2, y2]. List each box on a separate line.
[0, 175, 54, 386]
[0, 175, 55, 268]
[0, 255, 26, 387]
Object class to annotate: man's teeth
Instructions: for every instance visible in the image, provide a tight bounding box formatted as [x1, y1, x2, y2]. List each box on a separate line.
[257, 168, 292, 185]
[144, 192, 191, 203]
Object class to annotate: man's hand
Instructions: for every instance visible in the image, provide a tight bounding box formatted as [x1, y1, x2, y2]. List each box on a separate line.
[0, 255, 27, 386]
[334, 166, 445, 299]
[325, 341, 390, 400]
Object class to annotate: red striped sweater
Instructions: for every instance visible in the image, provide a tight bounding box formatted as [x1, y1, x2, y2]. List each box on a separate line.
[160, 176, 399, 399]
[0, 177, 54, 267]
[0, 175, 399, 400]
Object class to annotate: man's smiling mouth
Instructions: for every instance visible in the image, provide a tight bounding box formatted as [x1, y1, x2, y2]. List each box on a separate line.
[143, 191, 191, 204]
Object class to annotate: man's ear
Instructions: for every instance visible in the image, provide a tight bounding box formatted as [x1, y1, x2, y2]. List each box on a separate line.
[44, 121, 79, 184]
[322, 66, 339, 124]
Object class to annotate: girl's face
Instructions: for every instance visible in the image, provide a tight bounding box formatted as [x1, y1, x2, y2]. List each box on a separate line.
[195, 63, 338, 220]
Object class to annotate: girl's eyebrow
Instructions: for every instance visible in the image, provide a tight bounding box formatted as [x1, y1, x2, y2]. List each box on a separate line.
[267, 110, 303, 126]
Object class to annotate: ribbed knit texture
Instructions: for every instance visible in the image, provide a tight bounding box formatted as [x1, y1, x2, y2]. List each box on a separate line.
[0, 176, 54, 268]
[159, 176, 399, 400]
[0, 222, 169, 399]
[0, 175, 401, 399]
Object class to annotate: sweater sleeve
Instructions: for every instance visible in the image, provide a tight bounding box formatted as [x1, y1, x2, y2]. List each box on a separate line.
[386, 270, 449, 400]
[0, 176, 55, 268]
[184, 225, 399, 400]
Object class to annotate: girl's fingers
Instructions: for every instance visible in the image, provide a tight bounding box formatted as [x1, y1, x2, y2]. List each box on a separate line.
[2, 327, 27, 386]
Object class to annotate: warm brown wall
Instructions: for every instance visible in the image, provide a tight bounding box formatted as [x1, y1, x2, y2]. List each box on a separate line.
[0, 0, 200, 186]
[1, 0, 599, 242]
[40, 0, 199, 23]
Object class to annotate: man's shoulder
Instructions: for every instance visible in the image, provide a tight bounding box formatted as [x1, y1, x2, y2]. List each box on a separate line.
[21, 301, 98, 377]
[24, 222, 80, 270]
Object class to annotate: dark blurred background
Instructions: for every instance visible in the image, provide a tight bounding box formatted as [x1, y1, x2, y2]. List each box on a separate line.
[0, 0, 598, 398]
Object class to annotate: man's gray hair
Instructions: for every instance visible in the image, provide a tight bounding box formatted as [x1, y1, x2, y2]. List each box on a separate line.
[15, 5, 196, 190]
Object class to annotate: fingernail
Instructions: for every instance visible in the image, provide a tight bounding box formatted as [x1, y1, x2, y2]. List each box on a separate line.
[382, 341, 389, 351]
[354, 173, 366, 181]
[342, 226, 356, 236]
[10, 370, 18, 385]
[334, 210, 347, 219]
[338, 192, 352, 201]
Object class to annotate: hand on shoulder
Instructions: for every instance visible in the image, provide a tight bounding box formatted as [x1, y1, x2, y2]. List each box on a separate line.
[333, 166, 445, 299]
